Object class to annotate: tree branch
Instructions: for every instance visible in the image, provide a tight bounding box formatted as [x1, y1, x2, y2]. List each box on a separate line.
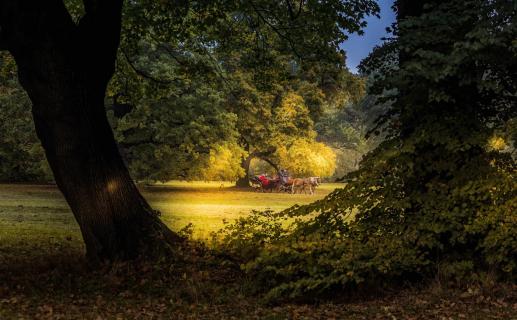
[248, 147, 280, 172]
[250, 146, 276, 159]
[259, 157, 280, 172]
[80, 0, 124, 36]
[0, 0, 75, 52]
[82, 0, 99, 14]
[122, 50, 181, 85]
[155, 42, 188, 67]
[249, 0, 302, 59]
[285, 0, 304, 20]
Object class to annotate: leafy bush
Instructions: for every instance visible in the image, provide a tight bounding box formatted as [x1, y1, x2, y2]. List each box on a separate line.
[215, 146, 516, 301]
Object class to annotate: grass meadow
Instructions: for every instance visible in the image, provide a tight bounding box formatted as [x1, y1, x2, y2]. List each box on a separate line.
[0, 181, 340, 247]
[1, 182, 515, 319]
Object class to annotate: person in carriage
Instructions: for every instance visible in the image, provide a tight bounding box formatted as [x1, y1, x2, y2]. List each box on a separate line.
[251, 169, 291, 192]
[277, 168, 291, 192]
[254, 173, 276, 192]
[258, 173, 270, 187]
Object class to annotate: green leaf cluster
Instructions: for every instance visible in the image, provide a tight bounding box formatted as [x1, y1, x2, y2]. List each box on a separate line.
[0, 53, 52, 182]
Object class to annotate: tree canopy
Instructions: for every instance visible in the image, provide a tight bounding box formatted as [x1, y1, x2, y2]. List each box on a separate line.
[1, 0, 378, 183]
[109, 0, 376, 183]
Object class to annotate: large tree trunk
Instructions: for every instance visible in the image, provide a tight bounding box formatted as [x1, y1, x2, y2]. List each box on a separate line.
[0, 0, 179, 263]
[235, 155, 252, 188]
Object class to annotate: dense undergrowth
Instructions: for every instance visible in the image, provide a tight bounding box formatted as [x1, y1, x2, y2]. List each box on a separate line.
[214, 147, 516, 301]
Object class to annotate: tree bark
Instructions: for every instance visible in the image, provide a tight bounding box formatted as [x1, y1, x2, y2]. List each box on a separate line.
[235, 155, 252, 187]
[0, 0, 180, 263]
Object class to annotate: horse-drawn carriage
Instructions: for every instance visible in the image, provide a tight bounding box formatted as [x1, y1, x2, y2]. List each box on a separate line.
[249, 175, 290, 193]
[250, 170, 320, 194]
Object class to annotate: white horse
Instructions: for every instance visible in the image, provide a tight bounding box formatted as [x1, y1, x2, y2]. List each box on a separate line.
[291, 177, 320, 195]
[306, 177, 320, 195]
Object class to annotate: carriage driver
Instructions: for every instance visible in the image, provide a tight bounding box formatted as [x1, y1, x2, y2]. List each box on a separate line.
[279, 168, 289, 186]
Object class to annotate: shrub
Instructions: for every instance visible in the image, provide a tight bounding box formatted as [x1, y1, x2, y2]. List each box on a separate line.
[215, 145, 516, 301]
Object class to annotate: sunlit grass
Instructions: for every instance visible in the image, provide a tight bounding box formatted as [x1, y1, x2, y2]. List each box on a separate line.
[1, 183, 514, 320]
[0, 182, 343, 247]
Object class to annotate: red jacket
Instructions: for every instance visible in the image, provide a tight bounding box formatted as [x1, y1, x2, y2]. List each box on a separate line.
[258, 175, 269, 186]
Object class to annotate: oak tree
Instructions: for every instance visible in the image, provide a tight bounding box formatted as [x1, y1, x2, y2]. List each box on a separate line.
[0, 0, 179, 262]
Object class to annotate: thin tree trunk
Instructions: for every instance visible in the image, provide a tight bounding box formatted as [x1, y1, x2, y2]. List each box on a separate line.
[0, 0, 179, 263]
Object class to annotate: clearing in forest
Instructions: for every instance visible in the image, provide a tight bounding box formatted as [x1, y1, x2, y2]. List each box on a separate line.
[0, 181, 340, 247]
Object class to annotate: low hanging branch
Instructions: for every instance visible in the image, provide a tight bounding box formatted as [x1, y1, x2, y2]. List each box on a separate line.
[249, 148, 280, 172]
[259, 157, 280, 172]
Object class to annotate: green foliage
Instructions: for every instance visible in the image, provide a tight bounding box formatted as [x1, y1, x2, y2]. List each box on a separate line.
[217, 147, 516, 301]
[0, 53, 52, 182]
[315, 96, 379, 178]
[276, 140, 337, 178]
[214, 0, 517, 301]
[315, 90, 390, 179]
[106, 0, 375, 182]
[109, 81, 243, 182]
[1, 0, 376, 183]
[358, 40, 398, 80]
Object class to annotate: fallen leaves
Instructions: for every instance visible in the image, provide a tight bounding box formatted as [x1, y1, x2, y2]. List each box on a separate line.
[1, 242, 516, 319]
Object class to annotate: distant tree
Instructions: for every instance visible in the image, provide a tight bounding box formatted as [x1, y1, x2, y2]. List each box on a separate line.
[315, 99, 371, 178]
[109, 79, 244, 182]
[107, 0, 378, 187]
[314, 38, 400, 180]
[276, 139, 337, 178]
